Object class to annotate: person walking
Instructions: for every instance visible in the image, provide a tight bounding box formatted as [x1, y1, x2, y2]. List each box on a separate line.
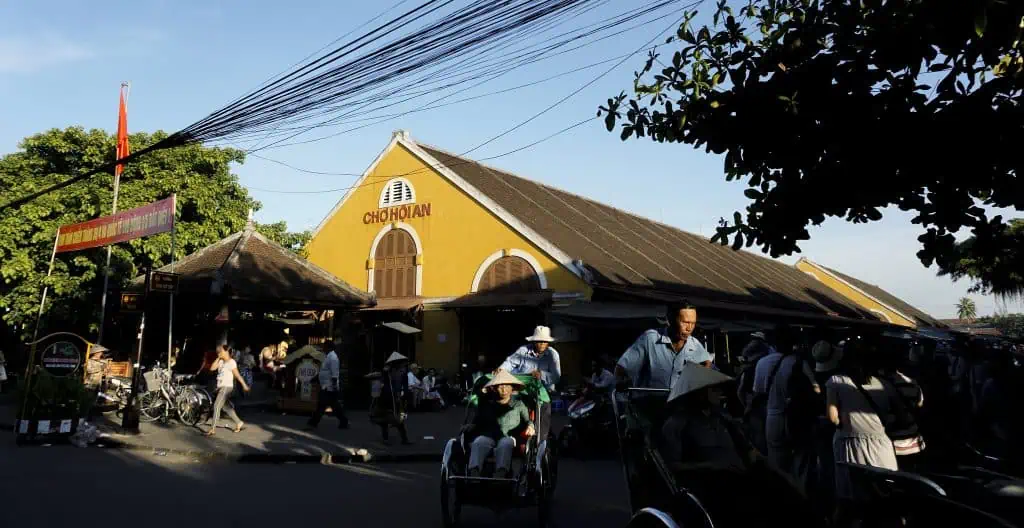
[826, 341, 897, 524]
[764, 340, 820, 495]
[308, 343, 348, 430]
[370, 352, 413, 445]
[875, 347, 926, 470]
[738, 331, 775, 453]
[206, 344, 249, 436]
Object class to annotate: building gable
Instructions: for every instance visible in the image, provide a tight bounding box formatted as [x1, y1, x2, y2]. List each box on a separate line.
[796, 258, 931, 328]
[306, 131, 588, 298]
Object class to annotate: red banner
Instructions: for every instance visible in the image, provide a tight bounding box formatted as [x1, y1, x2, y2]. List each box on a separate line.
[56, 196, 175, 253]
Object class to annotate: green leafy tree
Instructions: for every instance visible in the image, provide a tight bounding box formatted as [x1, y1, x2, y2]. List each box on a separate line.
[255, 221, 311, 257]
[978, 313, 1024, 339]
[600, 0, 1024, 292]
[956, 297, 978, 322]
[939, 219, 1023, 298]
[0, 127, 305, 342]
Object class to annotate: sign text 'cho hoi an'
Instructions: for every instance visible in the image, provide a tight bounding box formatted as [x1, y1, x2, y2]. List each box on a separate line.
[362, 203, 432, 225]
[56, 197, 175, 253]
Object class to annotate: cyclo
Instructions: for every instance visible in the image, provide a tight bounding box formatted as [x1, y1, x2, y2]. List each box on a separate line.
[611, 376, 822, 528]
[440, 373, 558, 527]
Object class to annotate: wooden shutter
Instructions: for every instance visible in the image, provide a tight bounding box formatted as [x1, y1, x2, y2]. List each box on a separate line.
[478, 256, 540, 293]
[374, 230, 417, 298]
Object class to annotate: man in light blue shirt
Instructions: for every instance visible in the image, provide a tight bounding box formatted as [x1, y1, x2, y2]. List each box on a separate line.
[615, 303, 713, 390]
[498, 325, 561, 441]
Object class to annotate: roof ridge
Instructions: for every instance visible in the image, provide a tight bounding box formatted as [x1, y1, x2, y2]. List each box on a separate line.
[159, 230, 244, 274]
[415, 139, 856, 296]
[247, 230, 374, 302]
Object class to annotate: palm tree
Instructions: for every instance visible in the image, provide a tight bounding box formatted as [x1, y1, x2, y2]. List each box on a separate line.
[956, 297, 978, 323]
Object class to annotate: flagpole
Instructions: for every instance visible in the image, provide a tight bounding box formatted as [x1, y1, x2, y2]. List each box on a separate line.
[167, 194, 176, 369]
[98, 82, 130, 345]
[17, 228, 61, 434]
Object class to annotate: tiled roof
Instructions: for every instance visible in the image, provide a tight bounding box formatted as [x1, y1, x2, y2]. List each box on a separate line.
[817, 264, 945, 328]
[416, 143, 877, 322]
[134, 227, 373, 308]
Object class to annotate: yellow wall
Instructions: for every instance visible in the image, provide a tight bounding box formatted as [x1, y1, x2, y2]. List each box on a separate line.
[795, 260, 916, 328]
[417, 309, 462, 373]
[307, 141, 589, 298]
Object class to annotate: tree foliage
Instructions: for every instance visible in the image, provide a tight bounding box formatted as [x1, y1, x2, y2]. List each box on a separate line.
[600, 0, 1024, 291]
[956, 296, 978, 322]
[978, 313, 1024, 339]
[940, 218, 1023, 298]
[0, 127, 305, 341]
[255, 221, 312, 258]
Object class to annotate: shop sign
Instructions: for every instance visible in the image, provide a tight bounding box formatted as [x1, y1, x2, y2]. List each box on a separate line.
[121, 293, 144, 313]
[296, 359, 319, 383]
[56, 196, 175, 253]
[362, 203, 432, 224]
[40, 341, 82, 377]
[148, 271, 179, 293]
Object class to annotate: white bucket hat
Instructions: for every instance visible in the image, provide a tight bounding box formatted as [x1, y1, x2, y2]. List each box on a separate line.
[812, 340, 842, 372]
[385, 351, 408, 364]
[525, 325, 556, 343]
[484, 370, 525, 391]
[667, 364, 734, 403]
[750, 331, 766, 340]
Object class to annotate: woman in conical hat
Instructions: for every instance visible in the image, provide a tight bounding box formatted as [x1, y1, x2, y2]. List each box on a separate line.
[463, 370, 535, 478]
[661, 364, 818, 527]
[370, 352, 412, 445]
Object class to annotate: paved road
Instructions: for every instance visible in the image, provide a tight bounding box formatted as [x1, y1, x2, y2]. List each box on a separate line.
[0, 443, 630, 528]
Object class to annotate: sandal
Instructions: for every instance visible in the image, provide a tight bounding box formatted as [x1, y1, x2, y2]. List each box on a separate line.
[233, 423, 246, 433]
[205, 429, 216, 437]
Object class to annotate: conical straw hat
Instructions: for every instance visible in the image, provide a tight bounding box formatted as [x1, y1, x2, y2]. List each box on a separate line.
[484, 370, 525, 390]
[385, 351, 408, 364]
[667, 363, 734, 402]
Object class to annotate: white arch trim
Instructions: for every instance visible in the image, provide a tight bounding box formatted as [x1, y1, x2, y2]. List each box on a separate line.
[367, 222, 423, 296]
[470, 248, 548, 293]
[870, 309, 893, 323]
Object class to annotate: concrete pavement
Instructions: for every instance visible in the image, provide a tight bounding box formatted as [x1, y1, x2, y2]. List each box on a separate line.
[2, 402, 568, 463]
[0, 440, 630, 528]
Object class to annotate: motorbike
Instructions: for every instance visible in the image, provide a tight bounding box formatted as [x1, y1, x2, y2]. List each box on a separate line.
[558, 386, 616, 458]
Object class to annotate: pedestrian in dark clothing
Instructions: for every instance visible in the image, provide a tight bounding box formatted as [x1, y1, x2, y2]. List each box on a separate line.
[370, 352, 413, 445]
[765, 342, 819, 496]
[308, 343, 348, 430]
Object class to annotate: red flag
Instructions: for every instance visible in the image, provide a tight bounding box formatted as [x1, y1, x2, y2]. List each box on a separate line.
[115, 84, 130, 176]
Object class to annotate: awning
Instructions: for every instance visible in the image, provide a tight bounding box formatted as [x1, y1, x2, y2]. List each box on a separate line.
[551, 302, 662, 320]
[381, 321, 421, 335]
[444, 290, 553, 309]
[360, 297, 423, 312]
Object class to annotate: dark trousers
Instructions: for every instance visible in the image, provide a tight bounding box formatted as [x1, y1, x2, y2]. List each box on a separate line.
[380, 422, 410, 443]
[538, 401, 553, 443]
[766, 414, 816, 495]
[309, 390, 348, 428]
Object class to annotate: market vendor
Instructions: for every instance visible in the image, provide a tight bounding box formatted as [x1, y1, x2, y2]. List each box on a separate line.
[498, 325, 560, 442]
[615, 303, 712, 390]
[463, 370, 535, 478]
[260, 340, 288, 388]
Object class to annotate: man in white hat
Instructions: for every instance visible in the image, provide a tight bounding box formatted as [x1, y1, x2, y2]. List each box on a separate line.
[615, 302, 712, 390]
[498, 325, 561, 442]
[463, 370, 535, 478]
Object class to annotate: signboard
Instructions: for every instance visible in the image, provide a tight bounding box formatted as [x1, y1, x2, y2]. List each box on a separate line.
[296, 359, 319, 383]
[56, 196, 175, 253]
[362, 202, 431, 225]
[40, 341, 83, 377]
[120, 293, 144, 313]
[149, 271, 179, 293]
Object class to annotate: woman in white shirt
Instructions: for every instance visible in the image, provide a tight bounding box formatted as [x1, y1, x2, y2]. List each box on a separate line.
[207, 344, 250, 436]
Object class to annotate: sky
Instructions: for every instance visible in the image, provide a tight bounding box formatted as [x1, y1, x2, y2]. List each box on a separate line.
[2, 0, 1021, 319]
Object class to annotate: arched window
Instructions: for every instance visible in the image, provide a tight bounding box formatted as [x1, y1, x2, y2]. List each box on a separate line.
[478, 256, 541, 293]
[379, 178, 415, 207]
[374, 229, 418, 298]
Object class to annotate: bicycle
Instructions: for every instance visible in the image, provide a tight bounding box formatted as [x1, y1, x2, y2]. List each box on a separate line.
[175, 382, 213, 427]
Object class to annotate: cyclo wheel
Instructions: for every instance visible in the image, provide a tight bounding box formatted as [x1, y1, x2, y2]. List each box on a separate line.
[138, 391, 165, 423]
[440, 467, 461, 528]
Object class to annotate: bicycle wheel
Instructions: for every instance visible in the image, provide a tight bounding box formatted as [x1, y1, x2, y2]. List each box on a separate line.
[176, 388, 204, 427]
[139, 390, 166, 423]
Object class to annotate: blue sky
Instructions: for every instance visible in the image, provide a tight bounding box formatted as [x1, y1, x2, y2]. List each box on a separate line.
[2, 0, 1020, 318]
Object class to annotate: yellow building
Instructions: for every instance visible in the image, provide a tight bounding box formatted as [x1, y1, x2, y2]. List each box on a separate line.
[308, 131, 883, 383]
[795, 258, 943, 329]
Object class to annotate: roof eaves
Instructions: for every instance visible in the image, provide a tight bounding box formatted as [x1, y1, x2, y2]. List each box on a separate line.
[247, 230, 374, 304]
[798, 257, 917, 326]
